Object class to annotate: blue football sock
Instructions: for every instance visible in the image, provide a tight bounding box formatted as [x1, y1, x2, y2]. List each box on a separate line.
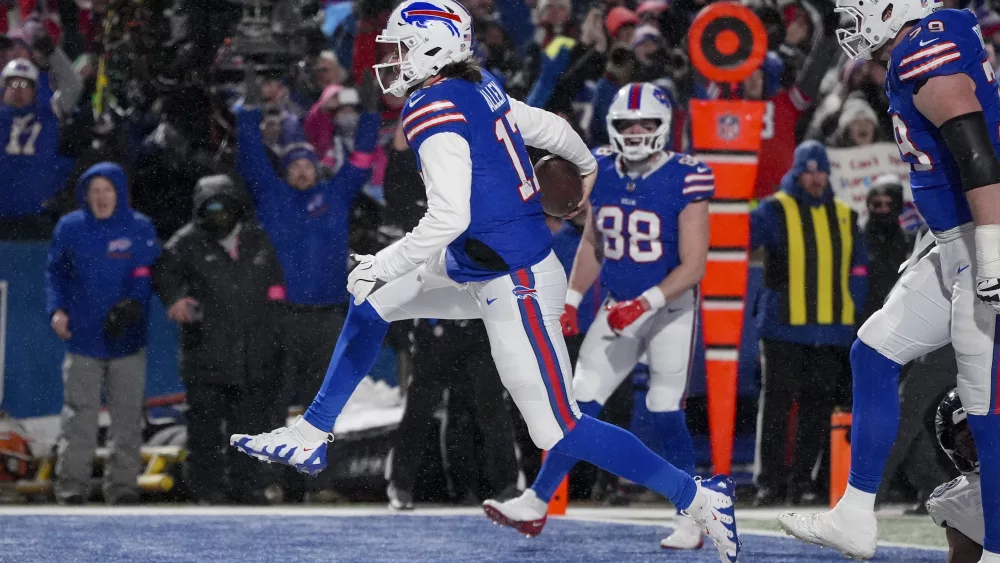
[846, 339, 902, 494]
[531, 401, 602, 502]
[303, 300, 389, 432]
[550, 414, 698, 510]
[647, 410, 696, 477]
[967, 414, 1000, 553]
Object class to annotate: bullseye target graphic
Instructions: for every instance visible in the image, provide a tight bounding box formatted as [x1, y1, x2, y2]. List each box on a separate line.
[688, 2, 767, 83]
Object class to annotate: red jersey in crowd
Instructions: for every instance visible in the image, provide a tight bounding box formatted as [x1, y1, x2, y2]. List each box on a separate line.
[754, 86, 811, 199]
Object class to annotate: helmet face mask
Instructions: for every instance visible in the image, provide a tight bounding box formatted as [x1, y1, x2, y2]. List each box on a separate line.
[606, 83, 673, 162]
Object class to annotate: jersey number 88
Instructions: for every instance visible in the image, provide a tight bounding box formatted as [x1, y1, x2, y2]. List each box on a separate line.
[596, 207, 663, 263]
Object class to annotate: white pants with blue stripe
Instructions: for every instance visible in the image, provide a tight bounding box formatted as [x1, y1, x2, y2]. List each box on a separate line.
[858, 224, 999, 416]
[368, 249, 581, 450]
[573, 289, 698, 412]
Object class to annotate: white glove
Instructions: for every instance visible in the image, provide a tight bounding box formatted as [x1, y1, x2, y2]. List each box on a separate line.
[347, 254, 387, 305]
[976, 226, 1000, 314]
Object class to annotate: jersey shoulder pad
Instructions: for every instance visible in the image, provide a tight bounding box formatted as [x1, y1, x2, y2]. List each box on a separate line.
[593, 145, 616, 159]
[893, 9, 980, 83]
[400, 83, 469, 146]
[673, 152, 709, 172]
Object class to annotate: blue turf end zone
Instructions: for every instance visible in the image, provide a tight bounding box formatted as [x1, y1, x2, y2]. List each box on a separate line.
[0, 514, 943, 563]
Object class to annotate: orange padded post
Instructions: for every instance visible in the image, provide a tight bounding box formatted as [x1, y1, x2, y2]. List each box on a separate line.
[689, 99, 765, 476]
[830, 410, 852, 508]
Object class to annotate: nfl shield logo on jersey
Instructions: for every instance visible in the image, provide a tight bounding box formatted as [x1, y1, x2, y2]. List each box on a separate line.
[716, 114, 740, 141]
[512, 286, 538, 301]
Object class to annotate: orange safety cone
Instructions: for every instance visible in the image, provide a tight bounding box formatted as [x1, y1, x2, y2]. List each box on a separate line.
[829, 409, 852, 508]
[541, 451, 569, 516]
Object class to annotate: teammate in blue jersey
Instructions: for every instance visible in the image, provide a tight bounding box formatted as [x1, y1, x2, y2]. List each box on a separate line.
[779, 3, 1000, 562]
[483, 82, 712, 551]
[229, 2, 739, 560]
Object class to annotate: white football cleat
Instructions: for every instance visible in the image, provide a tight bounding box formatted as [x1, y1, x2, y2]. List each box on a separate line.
[230, 425, 332, 477]
[660, 512, 704, 550]
[482, 488, 548, 537]
[688, 475, 740, 563]
[776, 505, 877, 560]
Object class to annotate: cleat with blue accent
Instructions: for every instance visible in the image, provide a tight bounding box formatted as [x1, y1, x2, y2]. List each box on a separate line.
[229, 426, 332, 477]
[688, 475, 741, 563]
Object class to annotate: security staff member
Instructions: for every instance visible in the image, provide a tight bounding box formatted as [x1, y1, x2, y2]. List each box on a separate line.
[749, 141, 868, 506]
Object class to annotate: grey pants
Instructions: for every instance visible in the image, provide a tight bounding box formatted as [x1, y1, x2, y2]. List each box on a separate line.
[55, 351, 146, 501]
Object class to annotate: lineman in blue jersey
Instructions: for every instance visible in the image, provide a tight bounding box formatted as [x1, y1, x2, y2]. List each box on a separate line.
[779, 3, 1000, 563]
[484, 82, 712, 551]
[230, 2, 739, 560]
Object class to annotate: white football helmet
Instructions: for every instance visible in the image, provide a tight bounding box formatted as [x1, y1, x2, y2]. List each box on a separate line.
[835, 0, 942, 60]
[606, 83, 673, 161]
[373, 0, 474, 97]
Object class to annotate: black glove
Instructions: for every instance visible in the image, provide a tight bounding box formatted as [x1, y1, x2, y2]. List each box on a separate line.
[358, 70, 381, 114]
[104, 299, 143, 340]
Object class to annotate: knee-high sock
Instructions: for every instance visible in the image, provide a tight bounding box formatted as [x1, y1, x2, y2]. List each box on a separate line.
[531, 401, 602, 501]
[967, 414, 1000, 554]
[846, 339, 903, 494]
[647, 410, 696, 477]
[547, 414, 697, 510]
[303, 301, 389, 432]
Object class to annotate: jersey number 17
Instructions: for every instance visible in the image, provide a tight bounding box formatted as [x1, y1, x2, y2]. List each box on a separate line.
[494, 110, 540, 201]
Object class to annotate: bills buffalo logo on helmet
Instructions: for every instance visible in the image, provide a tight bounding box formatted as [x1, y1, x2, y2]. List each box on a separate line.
[651, 87, 671, 108]
[512, 286, 538, 301]
[401, 2, 463, 36]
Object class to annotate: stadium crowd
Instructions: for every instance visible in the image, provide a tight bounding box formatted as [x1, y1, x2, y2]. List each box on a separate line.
[1, 0, 994, 509]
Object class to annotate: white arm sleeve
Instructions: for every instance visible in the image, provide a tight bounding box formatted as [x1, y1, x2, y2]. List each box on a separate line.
[375, 132, 472, 280]
[507, 97, 597, 176]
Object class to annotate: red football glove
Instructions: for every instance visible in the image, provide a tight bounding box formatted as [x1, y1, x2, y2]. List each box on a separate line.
[606, 299, 649, 334]
[560, 304, 580, 336]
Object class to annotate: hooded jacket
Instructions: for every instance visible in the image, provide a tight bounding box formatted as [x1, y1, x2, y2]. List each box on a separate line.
[152, 175, 286, 385]
[236, 103, 378, 306]
[750, 142, 868, 347]
[45, 162, 160, 358]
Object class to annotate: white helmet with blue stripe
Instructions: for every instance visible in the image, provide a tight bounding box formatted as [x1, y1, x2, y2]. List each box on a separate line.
[374, 0, 475, 97]
[606, 82, 673, 161]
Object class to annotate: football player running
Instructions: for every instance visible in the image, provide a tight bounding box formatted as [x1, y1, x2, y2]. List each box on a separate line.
[229, 2, 739, 560]
[778, 2, 1000, 562]
[483, 82, 711, 551]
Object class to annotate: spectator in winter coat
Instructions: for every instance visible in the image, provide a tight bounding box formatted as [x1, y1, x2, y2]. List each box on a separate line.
[749, 141, 868, 506]
[153, 174, 287, 505]
[45, 162, 160, 505]
[235, 68, 380, 443]
[858, 175, 911, 327]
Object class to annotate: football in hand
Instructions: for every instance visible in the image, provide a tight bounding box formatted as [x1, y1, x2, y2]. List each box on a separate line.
[534, 155, 583, 218]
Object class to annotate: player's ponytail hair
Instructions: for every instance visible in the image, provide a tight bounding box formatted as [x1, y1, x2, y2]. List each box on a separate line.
[435, 58, 483, 83]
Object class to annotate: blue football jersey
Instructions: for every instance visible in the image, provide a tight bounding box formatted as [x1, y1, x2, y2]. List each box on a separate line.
[886, 8, 1000, 232]
[400, 70, 552, 283]
[589, 148, 714, 301]
[0, 72, 74, 218]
